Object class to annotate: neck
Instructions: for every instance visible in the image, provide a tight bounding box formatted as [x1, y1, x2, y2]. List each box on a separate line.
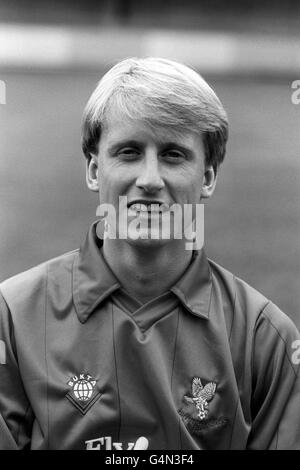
[102, 238, 193, 304]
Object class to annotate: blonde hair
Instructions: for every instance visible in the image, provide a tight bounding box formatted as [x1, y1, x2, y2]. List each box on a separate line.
[82, 57, 228, 170]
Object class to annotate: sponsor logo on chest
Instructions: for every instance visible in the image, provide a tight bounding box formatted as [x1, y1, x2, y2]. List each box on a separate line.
[85, 435, 149, 450]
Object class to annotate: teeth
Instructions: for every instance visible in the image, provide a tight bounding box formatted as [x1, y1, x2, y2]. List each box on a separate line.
[129, 203, 169, 213]
[159, 203, 169, 212]
[130, 203, 149, 212]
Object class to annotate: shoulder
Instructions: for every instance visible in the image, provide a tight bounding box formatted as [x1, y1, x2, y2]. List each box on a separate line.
[208, 257, 269, 316]
[206, 257, 300, 399]
[207, 256, 299, 344]
[0, 249, 79, 319]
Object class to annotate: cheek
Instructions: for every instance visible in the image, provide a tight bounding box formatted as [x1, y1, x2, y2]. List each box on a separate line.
[98, 162, 132, 203]
[168, 167, 203, 202]
[187, 166, 205, 200]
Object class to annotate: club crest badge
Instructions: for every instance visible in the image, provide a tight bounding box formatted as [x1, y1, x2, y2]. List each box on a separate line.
[179, 377, 228, 435]
[184, 377, 216, 420]
[66, 373, 101, 415]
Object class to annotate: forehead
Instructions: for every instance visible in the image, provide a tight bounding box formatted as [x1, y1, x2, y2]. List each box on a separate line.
[100, 108, 203, 150]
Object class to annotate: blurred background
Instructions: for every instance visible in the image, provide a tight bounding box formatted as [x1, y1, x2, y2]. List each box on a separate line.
[0, 0, 299, 327]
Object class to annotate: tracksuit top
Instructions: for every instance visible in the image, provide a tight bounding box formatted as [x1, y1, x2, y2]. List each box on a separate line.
[0, 221, 299, 450]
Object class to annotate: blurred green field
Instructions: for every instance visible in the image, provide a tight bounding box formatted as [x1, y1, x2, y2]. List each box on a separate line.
[0, 71, 299, 327]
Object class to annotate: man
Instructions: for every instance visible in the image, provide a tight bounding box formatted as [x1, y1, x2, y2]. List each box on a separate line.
[0, 58, 299, 450]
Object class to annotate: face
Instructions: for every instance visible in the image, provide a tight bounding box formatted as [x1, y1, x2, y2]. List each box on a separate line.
[87, 111, 216, 248]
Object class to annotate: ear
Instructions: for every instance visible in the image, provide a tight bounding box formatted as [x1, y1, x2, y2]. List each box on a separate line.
[201, 165, 217, 199]
[86, 154, 99, 192]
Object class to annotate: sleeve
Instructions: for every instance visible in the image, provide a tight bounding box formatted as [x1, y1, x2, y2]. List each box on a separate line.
[247, 302, 300, 449]
[0, 290, 34, 449]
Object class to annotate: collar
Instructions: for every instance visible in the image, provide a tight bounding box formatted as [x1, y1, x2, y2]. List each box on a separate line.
[73, 221, 212, 323]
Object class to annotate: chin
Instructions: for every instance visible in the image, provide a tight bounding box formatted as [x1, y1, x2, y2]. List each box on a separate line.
[126, 227, 173, 249]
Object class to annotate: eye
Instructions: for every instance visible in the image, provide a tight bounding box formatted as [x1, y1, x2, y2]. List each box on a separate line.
[117, 147, 141, 160]
[161, 149, 186, 162]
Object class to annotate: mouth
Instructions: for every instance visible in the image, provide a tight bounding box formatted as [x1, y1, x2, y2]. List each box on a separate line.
[127, 200, 170, 214]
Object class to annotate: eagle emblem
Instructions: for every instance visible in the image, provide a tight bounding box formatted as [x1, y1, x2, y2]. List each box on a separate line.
[184, 377, 216, 420]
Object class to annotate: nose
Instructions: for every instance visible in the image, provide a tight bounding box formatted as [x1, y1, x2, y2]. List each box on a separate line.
[135, 151, 165, 193]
